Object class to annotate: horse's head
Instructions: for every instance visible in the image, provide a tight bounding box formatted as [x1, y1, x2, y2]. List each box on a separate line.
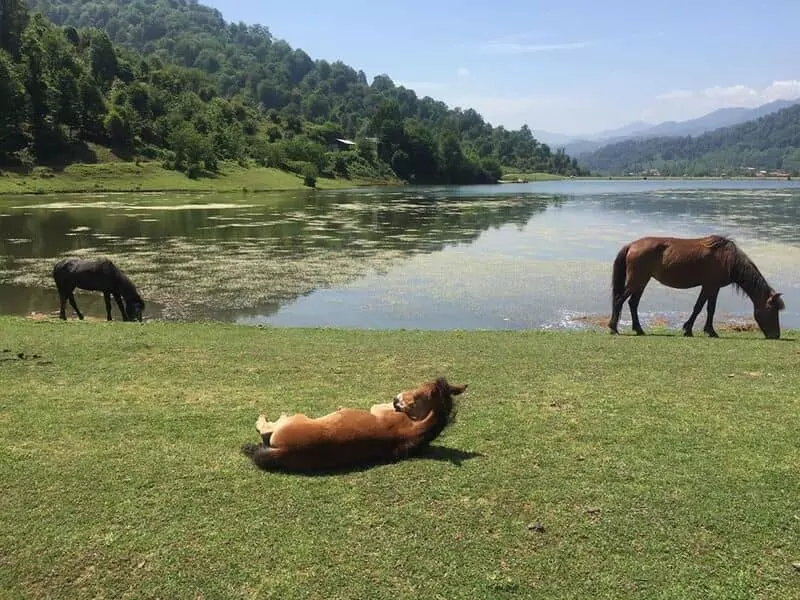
[392, 378, 467, 421]
[754, 291, 784, 339]
[125, 298, 145, 322]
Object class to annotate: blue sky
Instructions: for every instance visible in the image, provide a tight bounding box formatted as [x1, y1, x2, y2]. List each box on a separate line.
[205, 0, 800, 137]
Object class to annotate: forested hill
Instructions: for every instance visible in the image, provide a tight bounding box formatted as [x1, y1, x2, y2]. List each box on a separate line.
[1, 0, 584, 183]
[580, 104, 800, 176]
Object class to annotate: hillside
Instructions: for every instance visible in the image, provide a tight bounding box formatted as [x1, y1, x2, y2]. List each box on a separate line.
[579, 104, 800, 176]
[1, 0, 585, 183]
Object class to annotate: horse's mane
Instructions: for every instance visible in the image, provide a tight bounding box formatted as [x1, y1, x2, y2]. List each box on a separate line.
[394, 377, 457, 459]
[115, 266, 144, 306]
[706, 235, 781, 306]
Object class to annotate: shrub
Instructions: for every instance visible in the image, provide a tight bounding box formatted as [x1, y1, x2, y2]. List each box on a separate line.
[302, 163, 318, 188]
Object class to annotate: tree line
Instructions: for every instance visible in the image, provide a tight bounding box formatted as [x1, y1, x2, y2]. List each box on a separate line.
[580, 104, 800, 176]
[0, 0, 585, 183]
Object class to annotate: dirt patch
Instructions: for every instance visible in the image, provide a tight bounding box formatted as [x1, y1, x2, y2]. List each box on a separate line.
[570, 314, 609, 328]
[717, 321, 759, 333]
[572, 313, 759, 333]
[0, 348, 51, 365]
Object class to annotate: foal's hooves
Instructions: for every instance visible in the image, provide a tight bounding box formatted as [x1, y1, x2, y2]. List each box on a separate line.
[705, 330, 719, 338]
[255, 414, 270, 435]
[683, 329, 693, 337]
[634, 330, 646, 336]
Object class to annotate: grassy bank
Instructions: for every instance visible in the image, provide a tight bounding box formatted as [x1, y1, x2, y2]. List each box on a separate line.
[0, 161, 390, 195]
[500, 171, 566, 182]
[1, 318, 799, 598]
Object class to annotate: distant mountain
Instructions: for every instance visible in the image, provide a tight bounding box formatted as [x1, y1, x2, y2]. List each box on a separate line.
[539, 99, 800, 157]
[578, 103, 800, 176]
[532, 130, 579, 147]
[591, 121, 653, 140]
[635, 99, 799, 139]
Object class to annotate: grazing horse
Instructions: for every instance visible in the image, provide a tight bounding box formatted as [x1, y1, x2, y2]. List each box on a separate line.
[608, 235, 784, 338]
[241, 377, 467, 473]
[53, 258, 145, 322]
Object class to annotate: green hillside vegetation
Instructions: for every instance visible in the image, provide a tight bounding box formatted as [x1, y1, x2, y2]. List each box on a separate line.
[580, 104, 800, 176]
[1, 0, 586, 186]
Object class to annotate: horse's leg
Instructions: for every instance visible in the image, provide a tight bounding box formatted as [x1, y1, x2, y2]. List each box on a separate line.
[256, 414, 279, 445]
[702, 288, 720, 338]
[58, 289, 68, 320]
[67, 291, 83, 320]
[112, 292, 127, 321]
[103, 292, 113, 321]
[681, 289, 709, 337]
[256, 414, 290, 445]
[628, 292, 646, 335]
[609, 289, 631, 334]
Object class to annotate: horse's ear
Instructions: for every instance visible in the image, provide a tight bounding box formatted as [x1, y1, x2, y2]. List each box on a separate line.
[449, 383, 467, 396]
[770, 292, 785, 310]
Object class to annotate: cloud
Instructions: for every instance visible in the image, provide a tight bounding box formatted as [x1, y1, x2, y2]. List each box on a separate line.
[481, 39, 594, 55]
[655, 89, 693, 101]
[479, 32, 664, 55]
[456, 67, 470, 77]
[654, 80, 800, 117]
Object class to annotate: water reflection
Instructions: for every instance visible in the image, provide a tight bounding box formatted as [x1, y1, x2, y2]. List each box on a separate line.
[1, 181, 799, 329]
[0, 189, 556, 320]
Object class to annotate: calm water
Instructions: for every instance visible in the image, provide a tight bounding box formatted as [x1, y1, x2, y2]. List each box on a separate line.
[2, 179, 800, 330]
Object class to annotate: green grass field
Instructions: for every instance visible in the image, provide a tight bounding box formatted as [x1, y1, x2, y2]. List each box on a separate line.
[0, 161, 383, 195]
[2, 318, 799, 599]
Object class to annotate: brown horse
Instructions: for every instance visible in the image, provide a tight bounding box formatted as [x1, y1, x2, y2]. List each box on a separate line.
[609, 235, 784, 338]
[241, 377, 467, 473]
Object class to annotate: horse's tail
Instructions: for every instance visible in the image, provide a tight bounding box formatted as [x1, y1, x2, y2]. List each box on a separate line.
[241, 441, 393, 473]
[241, 443, 289, 471]
[611, 243, 630, 304]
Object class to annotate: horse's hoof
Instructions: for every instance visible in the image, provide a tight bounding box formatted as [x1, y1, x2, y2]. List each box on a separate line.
[705, 330, 719, 338]
[634, 329, 646, 336]
[683, 329, 693, 337]
[609, 328, 619, 335]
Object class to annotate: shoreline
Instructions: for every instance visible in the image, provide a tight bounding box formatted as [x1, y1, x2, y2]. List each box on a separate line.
[2, 161, 794, 196]
[0, 161, 396, 196]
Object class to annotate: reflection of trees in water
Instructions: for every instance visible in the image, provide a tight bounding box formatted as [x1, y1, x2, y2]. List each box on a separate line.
[0, 191, 558, 319]
[601, 191, 800, 243]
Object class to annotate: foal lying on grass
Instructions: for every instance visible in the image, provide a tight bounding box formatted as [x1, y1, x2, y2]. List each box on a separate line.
[242, 377, 467, 473]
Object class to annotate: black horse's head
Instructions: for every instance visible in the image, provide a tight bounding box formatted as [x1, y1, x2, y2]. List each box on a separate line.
[125, 297, 145, 322]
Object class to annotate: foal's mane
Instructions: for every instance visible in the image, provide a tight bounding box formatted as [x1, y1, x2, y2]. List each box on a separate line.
[705, 235, 782, 306]
[396, 377, 458, 458]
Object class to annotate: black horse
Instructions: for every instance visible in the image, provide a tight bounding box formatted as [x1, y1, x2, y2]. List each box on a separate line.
[53, 258, 145, 322]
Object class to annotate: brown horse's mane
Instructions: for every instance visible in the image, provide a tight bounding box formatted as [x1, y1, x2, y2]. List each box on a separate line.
[703, 235, 784, 307]
[395, 377, 457, 459]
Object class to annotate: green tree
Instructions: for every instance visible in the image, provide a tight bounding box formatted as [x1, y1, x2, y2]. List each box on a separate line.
[104, 107, 134, 147]
[0, 49, 26, 157]
[88, 29, 118, 85]
[0, 0, 29, 58]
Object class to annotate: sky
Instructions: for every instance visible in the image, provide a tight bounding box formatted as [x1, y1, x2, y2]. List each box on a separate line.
[204, 0, 800, 138]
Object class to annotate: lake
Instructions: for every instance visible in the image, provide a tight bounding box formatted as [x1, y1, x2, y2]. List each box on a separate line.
[2, 179, 799, 331]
